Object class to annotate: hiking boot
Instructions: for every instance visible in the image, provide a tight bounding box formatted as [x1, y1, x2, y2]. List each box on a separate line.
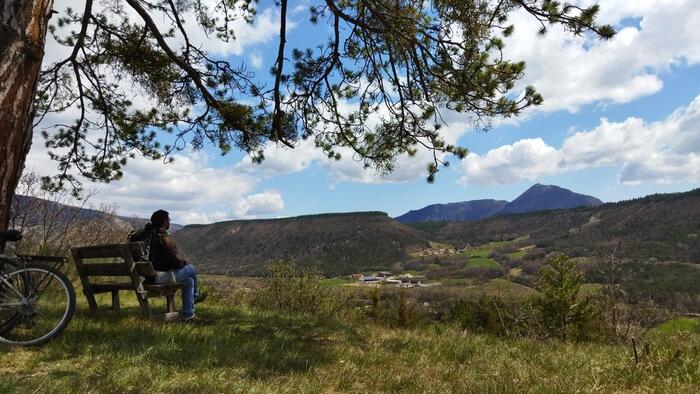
[194, 292, 209, 304]
[182, 315, 213, 325]
[183, 313, 195, 321]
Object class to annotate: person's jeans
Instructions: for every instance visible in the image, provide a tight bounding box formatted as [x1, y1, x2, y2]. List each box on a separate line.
[173, 264, 199, 318]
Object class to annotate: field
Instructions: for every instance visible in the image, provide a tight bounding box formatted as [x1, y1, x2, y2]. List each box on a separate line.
[2, 280, 700, 393]
[465, 257, 500, 269]
[463, 241, 506, 268]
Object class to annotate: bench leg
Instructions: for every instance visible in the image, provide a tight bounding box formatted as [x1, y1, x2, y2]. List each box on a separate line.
[136, 292, 151, 319]
[84, 290, 98, 315]
[160, 294, 180, 321]
[166, 294, 176, 313]
[111, 290, 120, 311]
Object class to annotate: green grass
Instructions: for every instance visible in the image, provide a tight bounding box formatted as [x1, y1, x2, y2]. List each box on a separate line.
[463, 241, 508, 258]
[322, 277, 355, 287]
[2, 285, 700, 393]
[441, 278, 474, 286]
[465, 257, 501, 269]
[470, 279, 536, 298]
[438, 278, 534, 299]
[507, 250, 527, 260]
[579, 283, 603, 297]
[656, 317, 700, 335]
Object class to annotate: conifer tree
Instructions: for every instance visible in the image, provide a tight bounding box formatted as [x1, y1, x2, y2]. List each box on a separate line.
[535, 254, 595, 340]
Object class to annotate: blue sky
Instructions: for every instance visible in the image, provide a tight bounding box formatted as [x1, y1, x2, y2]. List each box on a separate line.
[26, 0, 700, 224]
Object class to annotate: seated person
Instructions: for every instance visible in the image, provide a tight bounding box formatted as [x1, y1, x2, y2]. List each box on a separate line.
[148, 210, 207, 321]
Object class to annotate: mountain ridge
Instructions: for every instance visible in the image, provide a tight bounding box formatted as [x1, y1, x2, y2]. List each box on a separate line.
[395, 183, 602, 223]
[395, 199, 508, 223]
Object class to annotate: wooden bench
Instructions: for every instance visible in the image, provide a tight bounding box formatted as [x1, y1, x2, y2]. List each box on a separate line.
[70, 242, 184, 321]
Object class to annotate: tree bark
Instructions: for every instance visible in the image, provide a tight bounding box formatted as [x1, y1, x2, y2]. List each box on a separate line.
[0, 0, 53, 252]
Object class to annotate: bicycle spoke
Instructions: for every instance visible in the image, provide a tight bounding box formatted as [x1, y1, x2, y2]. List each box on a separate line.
[0, 276, 27, 299]
[31, 271, 59, 301]
[0, 313, 20, 335]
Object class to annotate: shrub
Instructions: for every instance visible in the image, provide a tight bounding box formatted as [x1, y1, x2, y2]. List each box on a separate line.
[397, 288, 412, 327]
[368, 286, 381, 320]
[446, 295, 517, 336]
[520, 261, 542, 276]
[254, 262, 348, 317]
[366, 288, 430, 328]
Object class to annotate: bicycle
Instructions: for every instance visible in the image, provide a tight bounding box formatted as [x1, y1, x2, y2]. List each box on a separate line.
[0, 230, 76, 346]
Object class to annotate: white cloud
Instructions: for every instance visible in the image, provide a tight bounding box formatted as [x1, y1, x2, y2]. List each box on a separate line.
[180, 210, 231, 225]
[45, 1, 280, 63]
[180, 6, 281, 56]
[501, 0, 700, 115]
[235, 97, 473, 184]
[22, 128, 290, 224]
[460, 138, 560, 186]
[249, 52, 263, 69]
[460, 94, 700, 185]
[234, 190, 285, 217]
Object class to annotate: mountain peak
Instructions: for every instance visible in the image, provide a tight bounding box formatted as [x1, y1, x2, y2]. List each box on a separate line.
[526, 183, 556, 191]
[498, 184, 602, 215]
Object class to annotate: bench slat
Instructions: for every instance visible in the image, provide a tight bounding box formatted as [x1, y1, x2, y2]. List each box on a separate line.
[72, 242, 145, 259]
[90, 283, 135, 293]
[144, 283, 185, 291]
[80, 263, 130, 276]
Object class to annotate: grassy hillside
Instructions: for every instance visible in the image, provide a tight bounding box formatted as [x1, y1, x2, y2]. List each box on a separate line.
[173, 212, 432, 276]
[2, 289, 699, 393]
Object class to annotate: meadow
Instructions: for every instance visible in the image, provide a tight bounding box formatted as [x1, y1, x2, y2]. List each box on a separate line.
[2, 277, 700, 394]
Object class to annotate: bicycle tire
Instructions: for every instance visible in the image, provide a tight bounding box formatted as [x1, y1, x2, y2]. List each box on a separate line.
[0, 264, 76, 346]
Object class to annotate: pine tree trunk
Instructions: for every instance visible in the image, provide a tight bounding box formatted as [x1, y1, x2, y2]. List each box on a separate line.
[0, 0, 54, 252]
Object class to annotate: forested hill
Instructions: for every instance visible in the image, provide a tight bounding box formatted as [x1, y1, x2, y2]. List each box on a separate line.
[172, 211, 432, 276]
[420, 188, 700, 263]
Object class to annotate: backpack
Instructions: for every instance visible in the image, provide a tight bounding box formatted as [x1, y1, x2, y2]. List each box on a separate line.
[127, 225, 155, 261]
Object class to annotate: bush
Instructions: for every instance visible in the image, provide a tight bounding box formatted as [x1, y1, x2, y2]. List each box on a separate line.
[465, 266, 507, 280]
[368, 286, 381, 320]
[446, 295, 518, 336]
[360, 287, 432, 328]
[396, 288, 412, 327]
[254, 262, 348, 318]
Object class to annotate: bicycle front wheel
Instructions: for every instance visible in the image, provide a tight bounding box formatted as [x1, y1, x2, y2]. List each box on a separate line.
[0, 264, 76, 346]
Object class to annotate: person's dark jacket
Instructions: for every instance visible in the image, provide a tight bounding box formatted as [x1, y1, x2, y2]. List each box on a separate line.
[149, 227, 187, 271]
